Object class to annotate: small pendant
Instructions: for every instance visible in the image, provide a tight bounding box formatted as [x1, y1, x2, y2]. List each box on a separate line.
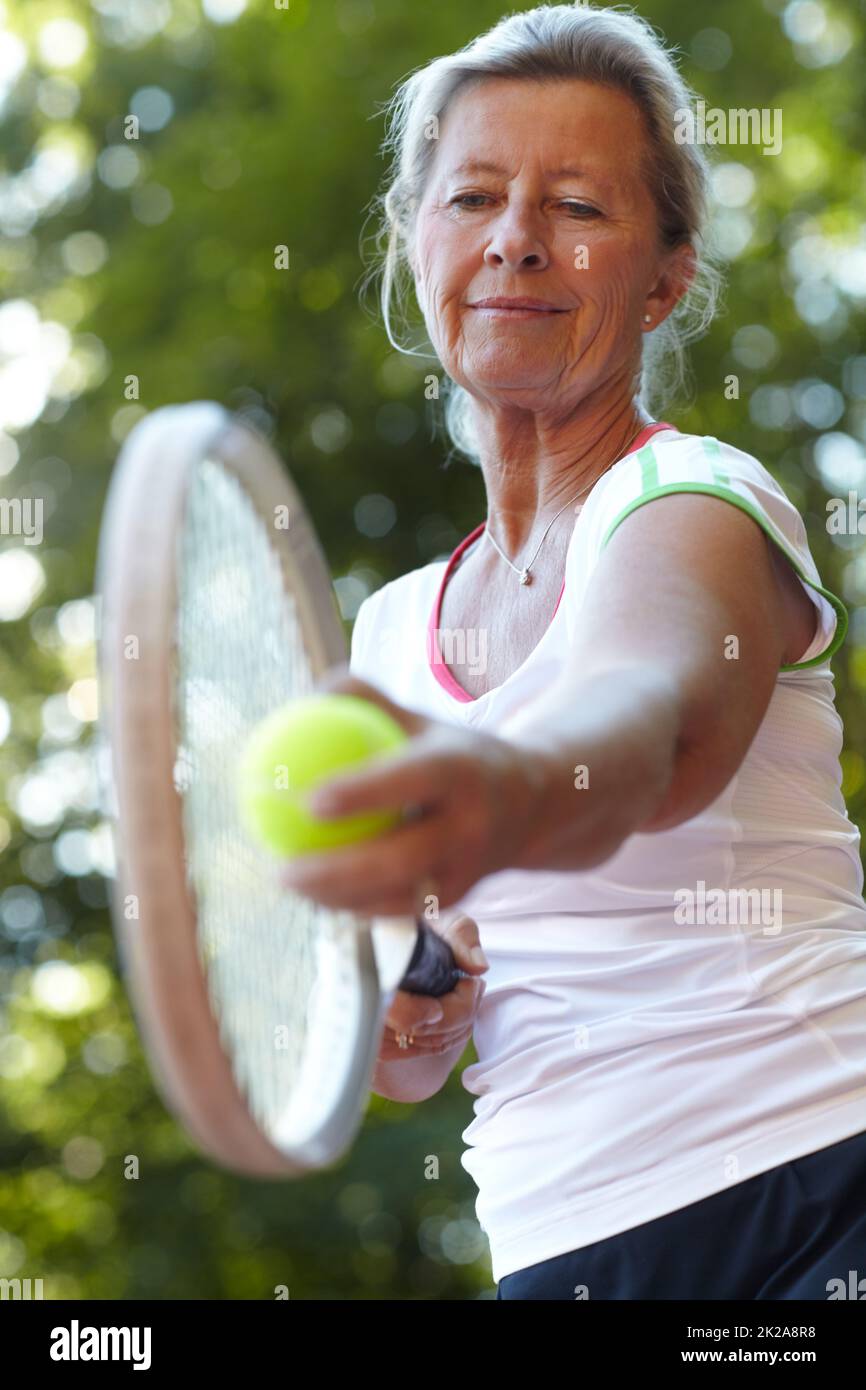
[519, 568, 531, 586]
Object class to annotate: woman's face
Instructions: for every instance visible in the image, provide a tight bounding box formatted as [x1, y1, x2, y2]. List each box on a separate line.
[411, 78, 690, 416]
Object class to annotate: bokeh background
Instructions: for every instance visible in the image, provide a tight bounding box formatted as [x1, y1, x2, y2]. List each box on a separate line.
[0, 0, 864, 1300]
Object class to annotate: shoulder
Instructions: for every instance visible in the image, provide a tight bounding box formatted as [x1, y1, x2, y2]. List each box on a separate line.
[593, 431, 790, 507]
[585, 432, 809, 561]
[573, 431, 846, 671]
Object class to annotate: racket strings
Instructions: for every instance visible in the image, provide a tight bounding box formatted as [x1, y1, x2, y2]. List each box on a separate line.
[175, 455, 323, 1138]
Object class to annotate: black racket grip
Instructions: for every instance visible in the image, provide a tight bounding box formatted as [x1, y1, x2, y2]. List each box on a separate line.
[398, 922, 462, 997]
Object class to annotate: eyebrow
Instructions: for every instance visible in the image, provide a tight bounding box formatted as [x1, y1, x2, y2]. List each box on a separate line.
[447, 159, 614, 191]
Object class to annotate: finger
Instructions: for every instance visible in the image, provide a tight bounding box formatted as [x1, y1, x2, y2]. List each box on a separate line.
[398, 1014, 476, 1047]
[437, 913, 489, 973]
[379, 1037, 472, 1061]
[313, 666, 429, 738]
[384, 1007, 467, 1042]
[385, 976, 484, 1034]
[416, 975, 485, 1030]
[279, 809, 451, 909]
[404, 1015, 480, 1045]
[378, 1028, 474, 1061]
[280, 838, 471, 918]
[282, 874, 466, 921]
[385, 993, 447, 1033]
[305, 736, 454, 819]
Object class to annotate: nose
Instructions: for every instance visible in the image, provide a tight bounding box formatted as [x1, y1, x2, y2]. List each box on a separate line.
[483, 203, 549, 272]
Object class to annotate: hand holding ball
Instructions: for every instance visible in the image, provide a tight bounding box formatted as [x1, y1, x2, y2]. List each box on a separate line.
[237, 694, 408, 857]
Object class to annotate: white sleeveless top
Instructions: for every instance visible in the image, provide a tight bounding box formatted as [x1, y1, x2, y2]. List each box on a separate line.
[349, 428, 866, 1283]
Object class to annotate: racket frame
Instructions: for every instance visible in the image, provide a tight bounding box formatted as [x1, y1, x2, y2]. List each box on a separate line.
[98, 403, 405, 1175]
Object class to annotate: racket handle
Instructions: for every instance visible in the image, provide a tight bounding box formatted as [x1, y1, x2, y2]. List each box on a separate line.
[398, 922, 462, 997]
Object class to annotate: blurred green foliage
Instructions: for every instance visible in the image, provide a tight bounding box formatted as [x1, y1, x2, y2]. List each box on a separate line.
[0, 0, 864, 1299]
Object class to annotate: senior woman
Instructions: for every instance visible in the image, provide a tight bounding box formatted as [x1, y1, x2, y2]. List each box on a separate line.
[283, 5, 866, 1300]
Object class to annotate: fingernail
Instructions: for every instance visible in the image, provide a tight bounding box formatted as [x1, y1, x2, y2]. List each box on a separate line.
[424, 1005, 444, 1025]
[469, 946, 489, 969]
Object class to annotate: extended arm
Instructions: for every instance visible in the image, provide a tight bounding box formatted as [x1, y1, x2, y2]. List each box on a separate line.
[283, 493, 803, 917]
[505, 490, 796, 870]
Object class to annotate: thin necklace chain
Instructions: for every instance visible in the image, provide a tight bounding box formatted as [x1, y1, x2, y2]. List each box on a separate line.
[483, 423, 648, 585]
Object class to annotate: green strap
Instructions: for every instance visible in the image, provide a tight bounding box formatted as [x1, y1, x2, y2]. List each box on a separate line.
[638, 444, 659, 494]
[701, 436, 731, 487]
[600, 480, 849, 672]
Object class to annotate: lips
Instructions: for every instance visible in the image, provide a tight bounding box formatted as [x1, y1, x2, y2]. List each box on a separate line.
[471, 298, 566, 311]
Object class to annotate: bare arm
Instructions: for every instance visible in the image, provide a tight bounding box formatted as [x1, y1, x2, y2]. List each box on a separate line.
[506, 491, 797, 870]
[284, 493, 806, 918]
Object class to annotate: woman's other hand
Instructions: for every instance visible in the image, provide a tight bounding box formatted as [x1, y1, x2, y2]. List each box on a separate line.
[373, 912, 489, 1101]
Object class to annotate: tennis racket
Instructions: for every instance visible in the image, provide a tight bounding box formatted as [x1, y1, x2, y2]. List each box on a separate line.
[96, 401, 460, 1178]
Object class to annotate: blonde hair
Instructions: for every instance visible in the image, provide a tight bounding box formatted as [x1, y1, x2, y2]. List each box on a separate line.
[362, 3, 723, 464]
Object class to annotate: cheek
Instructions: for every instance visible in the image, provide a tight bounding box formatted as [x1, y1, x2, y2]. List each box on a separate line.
[416, 228, 475, 322]
[424, 206, 480, 267]
[564, 235, 650, 312]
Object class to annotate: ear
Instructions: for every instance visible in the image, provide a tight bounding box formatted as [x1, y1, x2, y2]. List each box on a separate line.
[643, 242, 697, 328]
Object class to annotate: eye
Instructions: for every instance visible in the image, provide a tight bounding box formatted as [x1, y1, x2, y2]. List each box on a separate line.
[560, 201, 601, 218]
[449, 193, 491, 209]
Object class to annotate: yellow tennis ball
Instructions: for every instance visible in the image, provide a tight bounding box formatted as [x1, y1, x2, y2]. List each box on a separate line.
[237, 693, 408, 857]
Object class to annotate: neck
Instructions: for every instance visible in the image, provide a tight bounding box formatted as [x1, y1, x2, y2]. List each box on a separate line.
[474, 390, 651, 556]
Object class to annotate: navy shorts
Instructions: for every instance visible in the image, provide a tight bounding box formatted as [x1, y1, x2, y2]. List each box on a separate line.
[496, 1129, 866, 1300]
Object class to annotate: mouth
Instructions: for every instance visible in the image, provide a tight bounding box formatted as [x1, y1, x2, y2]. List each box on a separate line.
[469, 298, 569, 319]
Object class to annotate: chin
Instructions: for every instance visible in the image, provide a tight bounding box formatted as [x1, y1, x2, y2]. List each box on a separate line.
[462, 355, 565, 396]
